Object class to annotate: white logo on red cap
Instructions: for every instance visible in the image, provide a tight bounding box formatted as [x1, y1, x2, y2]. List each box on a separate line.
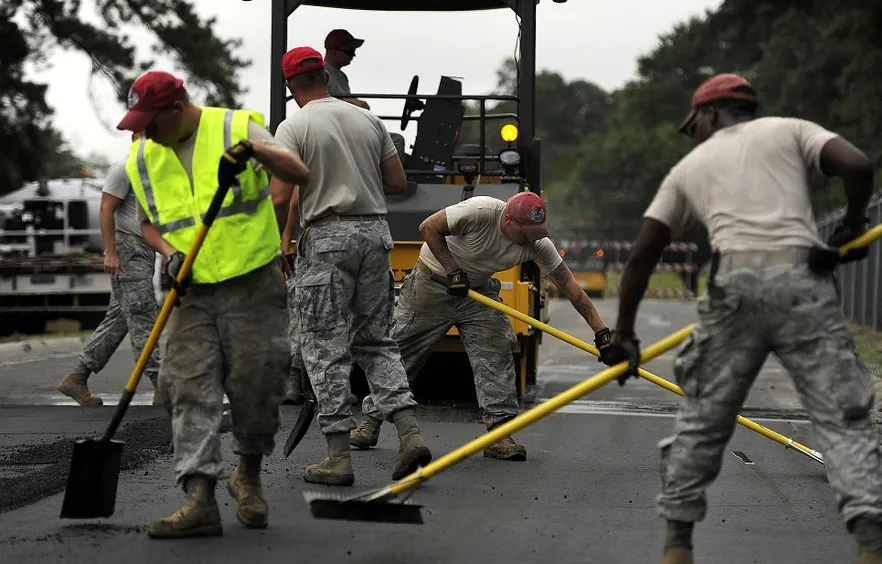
[530, 207, 545, 223]
[127, 89, 139, 109]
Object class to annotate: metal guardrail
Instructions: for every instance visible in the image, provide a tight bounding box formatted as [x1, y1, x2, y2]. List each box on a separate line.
[817, 192, 882, 330]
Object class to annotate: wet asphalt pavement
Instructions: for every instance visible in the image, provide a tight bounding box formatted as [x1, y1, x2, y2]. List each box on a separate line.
[0, 297, 859, 563]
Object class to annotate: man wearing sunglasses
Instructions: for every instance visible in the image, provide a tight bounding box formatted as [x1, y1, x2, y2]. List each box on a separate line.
[350, 192, 615, 460]
[323, 29, 407, 164]
[602, 73, 882, 564]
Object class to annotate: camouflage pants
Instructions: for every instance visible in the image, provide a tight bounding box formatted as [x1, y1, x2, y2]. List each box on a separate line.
[657, 250, 882, 528]
[362, 261, 520, 429]
[294, 218, 417, 435]
[73, 232, 161, 388]
[160, 260, 289, 485]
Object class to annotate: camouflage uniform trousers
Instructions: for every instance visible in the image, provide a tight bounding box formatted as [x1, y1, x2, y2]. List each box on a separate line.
[72, 232, 162, 389]
[294, 217, 417, 435]
[160, 260, 289, 485]
[657, 248, 882, 529]
[361, 260, 520, 429]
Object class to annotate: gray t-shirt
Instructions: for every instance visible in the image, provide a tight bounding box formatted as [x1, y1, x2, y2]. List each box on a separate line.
[273, 97, 398, 227]
[418, 196, 564, 285]
[644, 116, 839, 252]
[325, 64, 351, 96]
[103, 159, 142, 236]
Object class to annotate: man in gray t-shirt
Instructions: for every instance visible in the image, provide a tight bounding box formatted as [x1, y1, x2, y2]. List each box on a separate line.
[56, 133, 163, 407]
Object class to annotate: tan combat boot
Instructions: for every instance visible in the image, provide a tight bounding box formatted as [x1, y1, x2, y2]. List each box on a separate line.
[350, 416, 382, 450]
[391, 408, 432, 480]
[147, 474, 222, 539]
[304, 432, 355, 486]
[56, 372, 103, 406]
[660, 547, 693, 564]
[226, 454, 268, 529]
[483, 423, 527, 461]
[859, 552, 882, 564]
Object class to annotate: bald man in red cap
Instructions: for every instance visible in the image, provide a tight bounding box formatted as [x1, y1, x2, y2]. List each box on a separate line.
[351, 192, 614, 460]
[603, 73, 882, 564]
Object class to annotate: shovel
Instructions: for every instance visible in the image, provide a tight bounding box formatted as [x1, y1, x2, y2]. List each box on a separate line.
[59, 159, 240, 520]
[303, 323, 695, 524]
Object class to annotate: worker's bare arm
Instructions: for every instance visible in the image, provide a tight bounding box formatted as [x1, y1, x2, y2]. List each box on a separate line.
[615, 218, 670, 335]
[419, 210, 459, 274]
[269, 176, 295, 234]
[819, 137, 874, 227]
[137, 206, 178, 257]
[342, 97, 370, 110]
[547, 262, 607, 333]
[381, 155, 407, 195]
[99, 193, 122, 275]
[280, 187, 301, 253]
[250, 141, 309, 186]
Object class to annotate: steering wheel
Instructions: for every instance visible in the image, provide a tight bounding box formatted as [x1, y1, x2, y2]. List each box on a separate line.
[400, 75, 425, 131]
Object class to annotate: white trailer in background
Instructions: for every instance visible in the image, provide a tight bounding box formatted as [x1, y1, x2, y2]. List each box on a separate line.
[0, 176, 161, 337]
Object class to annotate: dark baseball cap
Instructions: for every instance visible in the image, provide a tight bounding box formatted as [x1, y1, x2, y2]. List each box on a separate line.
[678, 73, 758, 133]
[116, 71, 187, 132]
[324, 29, 364, 51]
[282, 46, 325, 80]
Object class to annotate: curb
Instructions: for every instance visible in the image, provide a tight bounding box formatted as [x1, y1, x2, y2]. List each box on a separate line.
[0, 336, 90, 363]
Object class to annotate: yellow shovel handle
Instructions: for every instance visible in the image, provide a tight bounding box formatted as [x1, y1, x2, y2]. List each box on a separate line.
[388, 324, 695, 495]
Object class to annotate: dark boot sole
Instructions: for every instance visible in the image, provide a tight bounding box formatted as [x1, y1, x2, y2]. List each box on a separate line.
[146, 524, 223, 539]
[303, 473, 355, 486]
[483, 450, 527, 461]
[349, 438, 378, 450]
[392, 446, 433, 480]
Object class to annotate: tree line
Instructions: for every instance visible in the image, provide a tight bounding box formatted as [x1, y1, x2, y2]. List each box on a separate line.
[462, 1, 882, 276]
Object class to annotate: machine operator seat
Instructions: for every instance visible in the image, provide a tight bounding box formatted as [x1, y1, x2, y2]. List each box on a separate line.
[405, 76, 465, 185]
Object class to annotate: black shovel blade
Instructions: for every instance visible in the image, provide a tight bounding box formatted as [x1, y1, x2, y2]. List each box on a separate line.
[283, 399, 315, 458]
[59, 438, 124, 519]
[303, 490, 424, 524]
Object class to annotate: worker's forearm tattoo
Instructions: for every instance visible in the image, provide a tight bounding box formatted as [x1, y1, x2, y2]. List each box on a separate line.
[549, 263, 606, 332]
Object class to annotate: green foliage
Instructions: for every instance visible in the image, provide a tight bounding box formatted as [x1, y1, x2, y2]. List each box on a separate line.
[460, 1, 881, 253]
[1, 0, 250, 195]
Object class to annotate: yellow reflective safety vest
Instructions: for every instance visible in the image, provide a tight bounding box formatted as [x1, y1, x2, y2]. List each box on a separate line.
[125, 106, 280, 285]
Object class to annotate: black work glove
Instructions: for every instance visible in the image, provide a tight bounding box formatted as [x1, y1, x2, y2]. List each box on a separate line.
[594, 328, 615, 366]
[827, 219, 869, 263]
[447, 269, 470, 297]
[161, 251, 191, 301]
[602, 331, 641, 386]
[218, 139, 255, 187]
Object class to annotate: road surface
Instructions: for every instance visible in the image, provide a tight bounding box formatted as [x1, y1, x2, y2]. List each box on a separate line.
[0, 297, 856, 563]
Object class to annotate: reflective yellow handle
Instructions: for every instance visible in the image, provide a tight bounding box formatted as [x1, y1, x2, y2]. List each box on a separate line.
[388, 324, 695, 495]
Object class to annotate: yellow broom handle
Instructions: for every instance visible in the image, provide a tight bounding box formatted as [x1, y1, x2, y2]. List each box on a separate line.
[388, 324, 695, 495]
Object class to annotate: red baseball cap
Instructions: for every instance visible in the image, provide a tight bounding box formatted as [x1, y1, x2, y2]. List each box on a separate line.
[678, 73, 758, 133]
[282, 46, 325, 80]
[324, 29, 364, 51]
[506, 192, 550, 239]
[116, 71, 186, 132]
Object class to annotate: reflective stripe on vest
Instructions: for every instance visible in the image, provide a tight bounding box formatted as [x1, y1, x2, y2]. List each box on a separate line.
[133, 109, 270, 234]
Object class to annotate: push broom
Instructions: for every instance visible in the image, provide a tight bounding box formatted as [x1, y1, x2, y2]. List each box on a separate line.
[303, 324, 695, 524]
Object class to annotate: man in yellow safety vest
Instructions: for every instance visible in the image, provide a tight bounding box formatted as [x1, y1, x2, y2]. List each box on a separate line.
[116, 70, 310, 539]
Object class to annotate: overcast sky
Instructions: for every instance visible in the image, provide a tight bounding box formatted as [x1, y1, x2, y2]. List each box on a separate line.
[24, 0, 722, 167]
